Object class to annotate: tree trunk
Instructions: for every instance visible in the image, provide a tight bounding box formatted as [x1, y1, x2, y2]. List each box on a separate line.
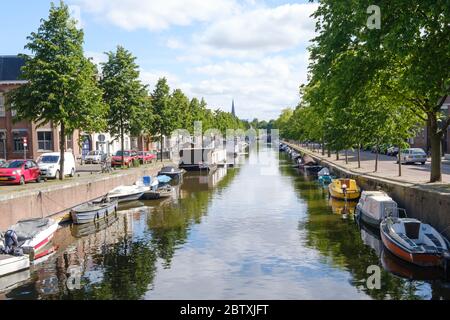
[327, 147, 331, 158]
[336, 150, 340, 161]
[120, 125, 125, 168]
[59, 122, 66, 180]
[398, 148, 402, 177]
[429, 115, 442, 183]
[357, 144, 361, 169]
[375, 150, 379, 172]
[160, 134, 164, 162]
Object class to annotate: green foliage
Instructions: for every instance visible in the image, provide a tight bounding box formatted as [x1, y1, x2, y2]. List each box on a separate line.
[7, 1, 106, 179]
[275, 0, 449, 182]
[100, 46, 149, 148]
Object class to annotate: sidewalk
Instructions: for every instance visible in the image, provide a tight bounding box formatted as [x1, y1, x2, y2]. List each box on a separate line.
[287, 143, 450, 186]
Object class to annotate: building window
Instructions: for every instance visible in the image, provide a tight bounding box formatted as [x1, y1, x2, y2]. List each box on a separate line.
[13, 130, 28, 152]
[0, 94, 5, 117]
[66, 134, 73, 151]
[0, 131, 6, 158]
[38, 131, 53, 151]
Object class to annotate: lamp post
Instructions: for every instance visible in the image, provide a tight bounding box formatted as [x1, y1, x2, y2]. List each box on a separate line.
[23, 137, 28, 160]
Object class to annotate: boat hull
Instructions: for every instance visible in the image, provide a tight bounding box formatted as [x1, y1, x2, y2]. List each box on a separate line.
[20, 221, 59, 254]
[329, 189, 361, 201]
[357, 207, 382, 229]
[380, 222, 444, 267]
[110, 192, 145, 203]
[71, 201, 118, 225]
[0, 255, 30, 277]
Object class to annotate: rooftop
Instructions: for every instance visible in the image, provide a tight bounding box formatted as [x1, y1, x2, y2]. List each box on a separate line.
[0, 55, 25, 82]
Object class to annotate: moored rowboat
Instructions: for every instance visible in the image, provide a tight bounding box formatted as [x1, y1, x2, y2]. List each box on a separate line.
[71, 198, 118, 225]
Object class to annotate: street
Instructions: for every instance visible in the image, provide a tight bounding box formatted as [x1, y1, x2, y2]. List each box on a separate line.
[301, 147, 450, 184]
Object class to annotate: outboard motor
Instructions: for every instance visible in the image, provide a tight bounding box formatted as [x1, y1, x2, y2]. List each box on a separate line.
[444, 251, 450, 281]
[2, 230, 23, 256]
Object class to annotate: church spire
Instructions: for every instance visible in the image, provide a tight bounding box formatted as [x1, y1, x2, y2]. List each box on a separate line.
[231, 99, 236, 117]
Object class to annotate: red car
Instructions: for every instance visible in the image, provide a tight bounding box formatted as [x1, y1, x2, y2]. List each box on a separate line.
[137, 151, 157, 164]
[111, 150, 138, 168]
[0, 160, 42, 185]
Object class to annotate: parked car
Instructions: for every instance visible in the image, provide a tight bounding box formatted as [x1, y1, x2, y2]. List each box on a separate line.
[398, 148, 427, 165]
[0, 159, 6, 167]
[0, 160, 42, 185]
[386, 147, 399, 157]
[38, 152, 77, 179]
[111, 150, 138, 168]
[84, 150, 107, 164]
[137, 151, 157, 164]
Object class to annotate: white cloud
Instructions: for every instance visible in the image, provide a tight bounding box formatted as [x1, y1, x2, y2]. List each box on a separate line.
[193, 3, 318, 56]
[187, 54, 310, 119]
[74, 0, 239, 31]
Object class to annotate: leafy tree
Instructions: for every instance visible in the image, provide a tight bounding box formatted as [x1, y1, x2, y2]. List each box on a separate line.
[7, 1, 106, 180]
[100, 46, 148, 167]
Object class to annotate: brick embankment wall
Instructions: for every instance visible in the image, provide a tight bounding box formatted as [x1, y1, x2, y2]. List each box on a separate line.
[0, 164, 170, 230]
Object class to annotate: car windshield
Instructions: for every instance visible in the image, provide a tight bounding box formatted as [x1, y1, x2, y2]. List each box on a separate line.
[39, 156, 60, 163]
[138, 152, 145, 156]
[88, 151, 100, 155]
[411, 149, 425, 154]
[2, 161, 24, 168]
[116, 151, 130, 157]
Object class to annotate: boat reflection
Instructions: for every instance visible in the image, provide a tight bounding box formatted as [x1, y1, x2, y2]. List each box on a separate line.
[329, 198, 357, 215]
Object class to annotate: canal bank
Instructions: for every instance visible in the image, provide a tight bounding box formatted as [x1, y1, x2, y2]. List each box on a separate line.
[2, 145, 450, 300]
[284, 142, 450, 238]
[0, 162, 174, 230]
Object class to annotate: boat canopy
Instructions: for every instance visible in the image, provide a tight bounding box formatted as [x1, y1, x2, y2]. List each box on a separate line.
[361, 195, 398, 220]
[157, 175, 172, 184]
[318, 168, 330, 176]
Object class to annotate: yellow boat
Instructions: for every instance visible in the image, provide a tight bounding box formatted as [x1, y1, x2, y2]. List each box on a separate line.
[328, 178, 361, 201]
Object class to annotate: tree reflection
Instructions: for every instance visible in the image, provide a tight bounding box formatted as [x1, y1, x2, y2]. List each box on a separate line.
[279, 152, 450, 300]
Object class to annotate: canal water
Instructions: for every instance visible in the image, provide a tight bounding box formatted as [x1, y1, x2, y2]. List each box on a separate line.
[2, 145, 450, 300]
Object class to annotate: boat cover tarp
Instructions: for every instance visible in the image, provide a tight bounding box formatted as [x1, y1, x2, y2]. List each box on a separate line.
[318, 168, 330, 176]
[302, 155, 317, 166]
[362, 196, 397, 220]
[157, 175, 172, 184]
[9, 219, 52, 241]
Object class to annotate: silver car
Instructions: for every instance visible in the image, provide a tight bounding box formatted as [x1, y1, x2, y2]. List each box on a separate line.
[399, 148, 427, 165]
[84, 150, 107, 164]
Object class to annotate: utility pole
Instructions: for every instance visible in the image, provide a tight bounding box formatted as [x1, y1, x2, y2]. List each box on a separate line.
[23, 137, 28, 160]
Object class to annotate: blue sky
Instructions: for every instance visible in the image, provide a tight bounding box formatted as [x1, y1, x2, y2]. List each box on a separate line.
[0, 0, 318, 120]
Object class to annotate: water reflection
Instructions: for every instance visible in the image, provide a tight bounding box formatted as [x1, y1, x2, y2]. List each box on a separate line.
[2, 147, 450, 300]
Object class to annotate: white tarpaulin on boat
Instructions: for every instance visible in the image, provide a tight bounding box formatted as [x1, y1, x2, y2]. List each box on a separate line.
[9, 219, 52, 241]
[362, 196, 398, 220]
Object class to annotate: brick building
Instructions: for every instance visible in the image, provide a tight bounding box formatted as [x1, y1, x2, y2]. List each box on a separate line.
[0, 55, 81, 161]
[409, 96, 450, 155]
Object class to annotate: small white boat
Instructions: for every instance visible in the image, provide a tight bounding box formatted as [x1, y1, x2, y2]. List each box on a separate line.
[107, 185, 147, 203]
[8, 218, 59, 254]
[0, 254, 30, 277]
[0, 268, 30, 293]
[356, 191, 400, 228]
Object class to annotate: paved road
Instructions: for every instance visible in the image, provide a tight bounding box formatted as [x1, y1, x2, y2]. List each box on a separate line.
[0, 161, 169, 195]
[293, 145, 450, 184]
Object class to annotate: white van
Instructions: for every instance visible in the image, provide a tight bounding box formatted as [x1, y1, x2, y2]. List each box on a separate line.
[38, 152, 76, 179]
